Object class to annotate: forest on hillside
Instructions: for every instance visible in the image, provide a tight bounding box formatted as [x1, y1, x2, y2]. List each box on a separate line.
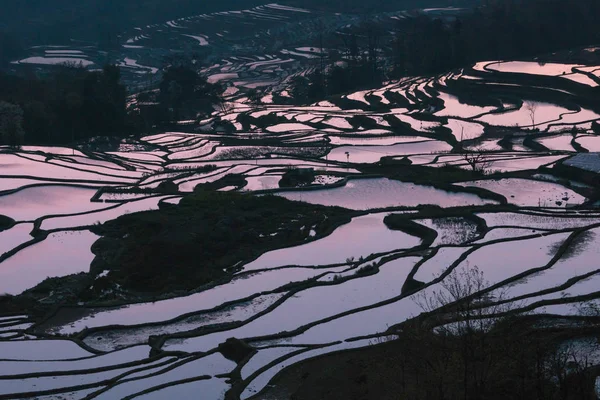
[288, 0, 600, 104]
[0, 0, 472, 64]
[1, 0, 599, 146]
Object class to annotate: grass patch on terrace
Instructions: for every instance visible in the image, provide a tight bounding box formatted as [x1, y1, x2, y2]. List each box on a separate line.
[88, 191, 352, 296]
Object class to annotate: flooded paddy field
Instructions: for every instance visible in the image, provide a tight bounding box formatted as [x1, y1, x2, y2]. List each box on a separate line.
[4, 24, 600, 398]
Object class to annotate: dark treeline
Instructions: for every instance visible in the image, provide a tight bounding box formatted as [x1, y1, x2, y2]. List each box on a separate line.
[0, 65, 127, 145]
[0, 0, 473, 52]
[0, 61, 225, 146]
[291, 0, 600, 104]
[392, 0, 600, 76]
[157, 65, 223, 121]
[130, 60, 224, 133]
[0, 32, 23, 66]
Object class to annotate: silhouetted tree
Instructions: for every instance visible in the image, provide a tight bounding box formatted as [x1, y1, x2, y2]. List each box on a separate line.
[159, 65, 222, 121]
[0, 101, 25, 146]
[0, 64, 129, 144]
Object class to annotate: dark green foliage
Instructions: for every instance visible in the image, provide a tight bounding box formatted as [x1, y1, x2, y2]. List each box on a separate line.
[271, 314, 599, 400]
[279, 168, 316, 188]
[355, 262, 378, 276]
[194, 174, 247, 192]
[0, 101, 25, 146]
[361, 164, 484, 186]
[292, 0, 600, 102]
[0, 65, 127, 144]
[289, 62, 384, 104]
[156, 181, 179, 193]
[246, 89, 262, 106]
[89, 191, 351, 294]
[0, 31, 23, 66]
[379, 156, 412, 167]
[289, 76, 312, 105]
[390, 0, 600, 78]
[236, 112, 288, 131]
[348, 115, 379, 130]
[218, 338, 254, 363]
[158, 65, 223, 122]
[0, 63, 223, 144]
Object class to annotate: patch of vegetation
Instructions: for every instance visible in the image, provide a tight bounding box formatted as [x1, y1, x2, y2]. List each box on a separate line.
[194, 173, 247, 191]
[0, 214, 14, 232]
[271, 316, 599, 400]
[279, 168, 316, 188]
[0, 273, 93, 318]
[88, 191, 352, 296]
[157, 65, 223, 122]
[218, 338, 254, 363]
[430, 216, 481, 244]
[379, 156, 412, 167]
[347, 115, 379, 130]
[355, 262, 378, 276]
[359, 164, 508, 204]
[360, 164, 484, 186]
[0, 65, 127, 145]
[236, 113, 289, 131]
[262, 265, 600, 400]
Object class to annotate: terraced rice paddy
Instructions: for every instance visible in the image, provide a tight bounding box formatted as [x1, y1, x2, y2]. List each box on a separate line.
[3, 20, 600, 398]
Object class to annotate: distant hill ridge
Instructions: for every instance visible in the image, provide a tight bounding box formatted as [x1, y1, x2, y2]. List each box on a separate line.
[0, 0, 474, 44]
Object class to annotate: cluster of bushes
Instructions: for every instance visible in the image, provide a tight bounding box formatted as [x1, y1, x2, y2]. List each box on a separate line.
[0, 63, 226, 146]
[88, 191, 351, 294]
[283, 265, 600, 400]
[279, 168, 316, 188]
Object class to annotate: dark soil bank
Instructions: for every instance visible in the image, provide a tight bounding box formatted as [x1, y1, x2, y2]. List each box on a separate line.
[258, 318, 600, 400]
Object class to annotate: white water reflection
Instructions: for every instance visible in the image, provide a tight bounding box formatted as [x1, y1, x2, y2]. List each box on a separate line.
[242, 213, 421, 271]
[0, 230, 98, 295]
[278, 178, 495, 210]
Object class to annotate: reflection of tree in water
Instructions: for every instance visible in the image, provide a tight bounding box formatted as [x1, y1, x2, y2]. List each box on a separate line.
[549, 229, 595, 260]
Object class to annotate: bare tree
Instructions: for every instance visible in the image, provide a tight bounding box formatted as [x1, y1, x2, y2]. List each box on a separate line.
[546, 341, 597, 400]
[458, 127, 492, 173]
[413, 264, 512, 399]
[462, 147, 492, 173]
[218, 99, 234, 114]
[413, 264, 510, 334]
[525, 101, 539, 129]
